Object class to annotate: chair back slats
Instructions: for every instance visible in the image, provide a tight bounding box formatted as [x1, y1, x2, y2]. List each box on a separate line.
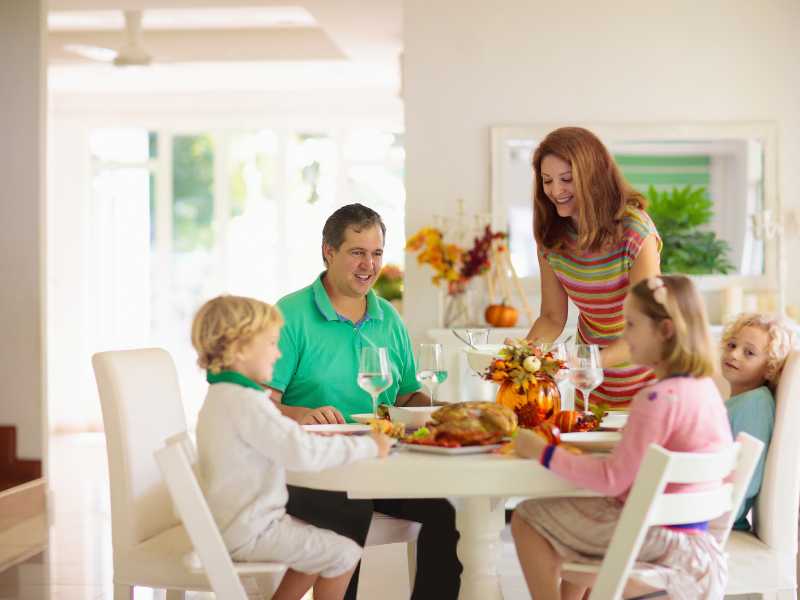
[155, 436, 249, 600]
[659, 445, 738, 484]
[648, 485, 733, 526]
[587, 434, 764, 600]
[92, 348, 188, 549]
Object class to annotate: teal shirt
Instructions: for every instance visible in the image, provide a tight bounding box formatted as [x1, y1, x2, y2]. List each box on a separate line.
[268, 274, 421, 421]
[726, 385, 775, 532]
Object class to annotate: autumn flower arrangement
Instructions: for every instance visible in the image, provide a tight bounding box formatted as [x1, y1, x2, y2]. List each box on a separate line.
[482, 339, 565, 428]
[406, 225, 506, 295]
[483, 339, 607, 432]
[483, 339, 565, 392]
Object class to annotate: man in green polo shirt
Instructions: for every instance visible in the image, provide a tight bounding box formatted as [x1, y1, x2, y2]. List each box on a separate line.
[268, 204, 461, 600]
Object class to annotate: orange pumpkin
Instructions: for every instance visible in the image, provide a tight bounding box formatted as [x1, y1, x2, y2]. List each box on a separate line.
[496, 377, 561, 428]
[484, 302, 519, 327]
[549, 410, 599, 433]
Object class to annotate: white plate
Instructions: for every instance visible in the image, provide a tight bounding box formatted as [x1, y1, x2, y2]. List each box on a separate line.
[398, 442, 503, 455]
[350, 413, 375, 425]
[560, 431, 621, 451]
[600, 412, 628, 430]
[302, 424, 371, 435]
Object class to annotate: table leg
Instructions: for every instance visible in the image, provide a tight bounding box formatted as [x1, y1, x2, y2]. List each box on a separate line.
[451, 496, 506, 600]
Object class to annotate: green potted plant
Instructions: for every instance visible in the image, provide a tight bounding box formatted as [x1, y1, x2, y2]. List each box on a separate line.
[646, 185, 734, 274]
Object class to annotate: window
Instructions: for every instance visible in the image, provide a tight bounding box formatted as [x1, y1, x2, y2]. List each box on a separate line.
[79, 126, 405, 428]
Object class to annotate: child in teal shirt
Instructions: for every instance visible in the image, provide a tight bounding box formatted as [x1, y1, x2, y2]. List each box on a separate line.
[720, 313, 796, 531]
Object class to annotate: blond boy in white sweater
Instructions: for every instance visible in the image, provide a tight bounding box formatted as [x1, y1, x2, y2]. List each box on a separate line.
[191, 295, 394, 600]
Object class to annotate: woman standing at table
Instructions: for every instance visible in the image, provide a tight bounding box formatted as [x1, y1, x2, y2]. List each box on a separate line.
[523, 127, 662, 407]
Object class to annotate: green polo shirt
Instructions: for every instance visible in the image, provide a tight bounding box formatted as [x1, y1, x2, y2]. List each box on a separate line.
[268, 274, 420, 421]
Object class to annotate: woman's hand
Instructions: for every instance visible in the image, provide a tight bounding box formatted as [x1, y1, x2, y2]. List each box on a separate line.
[370, 432, 396, 458]
[513, 428, 548, 460]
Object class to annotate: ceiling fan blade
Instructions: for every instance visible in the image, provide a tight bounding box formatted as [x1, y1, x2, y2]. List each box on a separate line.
[62, 43, 117, 63]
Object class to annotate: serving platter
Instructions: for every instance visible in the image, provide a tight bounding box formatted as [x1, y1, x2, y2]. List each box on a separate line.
[397, 442, 503, 455]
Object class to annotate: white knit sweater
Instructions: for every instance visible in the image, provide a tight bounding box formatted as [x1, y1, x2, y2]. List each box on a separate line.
[196, 382, 378, 550]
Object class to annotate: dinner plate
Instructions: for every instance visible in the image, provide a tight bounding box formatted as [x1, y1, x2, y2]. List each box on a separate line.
[560, 431, 621, 451]
[302, 424, 371, 435]
[350, 413, 374, 425]
[397, 442, 503, 455]
[600, 412, 628, 430]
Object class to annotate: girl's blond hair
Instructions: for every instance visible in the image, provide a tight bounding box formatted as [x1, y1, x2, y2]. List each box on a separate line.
[629, 275, 716, 378]
[721, 312, 798, 391]
[191, 295, 283, 374]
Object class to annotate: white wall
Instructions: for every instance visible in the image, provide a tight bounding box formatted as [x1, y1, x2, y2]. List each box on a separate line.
[0, 2, 47, 460]
[403, 0, 800, 342]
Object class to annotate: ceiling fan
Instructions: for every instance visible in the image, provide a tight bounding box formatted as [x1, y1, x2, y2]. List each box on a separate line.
[64, 10, 152, 67]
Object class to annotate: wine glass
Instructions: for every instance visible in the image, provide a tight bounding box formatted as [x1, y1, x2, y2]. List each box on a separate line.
[357, 346, 393, 417]
[568, 344, 603, 414]
[465, 328, 489, 347]
[416, 343, 448, 406]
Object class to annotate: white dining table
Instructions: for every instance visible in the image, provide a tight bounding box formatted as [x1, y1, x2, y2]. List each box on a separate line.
[287, 447, 599, 600]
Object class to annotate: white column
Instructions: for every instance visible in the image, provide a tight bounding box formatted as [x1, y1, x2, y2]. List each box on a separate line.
[0, 1, 47, 461]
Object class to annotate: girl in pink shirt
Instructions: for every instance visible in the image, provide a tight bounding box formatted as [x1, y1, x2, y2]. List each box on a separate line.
[512, 275, 732, 600]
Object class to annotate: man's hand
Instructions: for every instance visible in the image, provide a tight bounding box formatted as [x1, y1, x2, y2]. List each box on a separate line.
[513, 428, 548, 460]
[299, 406, 346, 425]
[369, 432, 396, 458]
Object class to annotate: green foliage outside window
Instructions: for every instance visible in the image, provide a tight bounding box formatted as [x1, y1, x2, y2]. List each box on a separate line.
[646, 185, 734, 275]
[172, 135, 214, 252]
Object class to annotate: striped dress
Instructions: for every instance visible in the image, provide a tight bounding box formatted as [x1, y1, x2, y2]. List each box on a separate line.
[544, 206, 662, 408]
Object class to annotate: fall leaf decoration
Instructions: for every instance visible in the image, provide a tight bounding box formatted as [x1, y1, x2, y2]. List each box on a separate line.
[482, 338, 565, 391]
[484, 339, 567, 428]
[406, 225, 507, 292]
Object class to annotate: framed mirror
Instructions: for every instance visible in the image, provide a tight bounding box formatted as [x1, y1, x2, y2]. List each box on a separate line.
[490, 122, 780, 305]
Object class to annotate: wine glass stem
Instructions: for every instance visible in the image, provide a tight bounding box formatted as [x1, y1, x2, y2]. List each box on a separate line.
[426, 384, 437, 406]
[372, 393, 378, 417]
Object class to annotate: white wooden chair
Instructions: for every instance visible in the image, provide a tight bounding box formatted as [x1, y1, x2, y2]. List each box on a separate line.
[93, 348, 210, 599]
[155, 433, 284, 599]
[560, 432, 764, 600]
[725, 349, 800, 599]
[93, 347, 420, 599]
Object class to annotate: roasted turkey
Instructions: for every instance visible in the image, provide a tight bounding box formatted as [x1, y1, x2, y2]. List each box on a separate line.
[410, 401, 518, 446]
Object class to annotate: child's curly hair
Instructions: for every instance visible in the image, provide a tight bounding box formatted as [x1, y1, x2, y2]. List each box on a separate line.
[721, 313, 797, 391]
[191, 295, 283, 375]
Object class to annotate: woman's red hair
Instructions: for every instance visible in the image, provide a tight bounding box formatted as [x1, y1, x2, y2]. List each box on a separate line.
[532, 127, 647, 252]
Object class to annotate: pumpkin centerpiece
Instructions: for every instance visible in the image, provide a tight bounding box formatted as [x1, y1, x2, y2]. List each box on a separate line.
[484, 301, 518, 328]
[482, 339, 566, 428]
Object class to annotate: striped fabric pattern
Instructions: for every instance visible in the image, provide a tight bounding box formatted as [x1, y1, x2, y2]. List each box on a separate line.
[544, 206, 662, 407]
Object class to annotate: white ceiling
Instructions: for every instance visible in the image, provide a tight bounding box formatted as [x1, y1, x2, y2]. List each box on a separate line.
[47, 1, 402, 93]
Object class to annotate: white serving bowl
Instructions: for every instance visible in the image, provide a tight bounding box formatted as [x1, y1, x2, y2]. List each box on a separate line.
[387, 405, 438, 429]
[463, 343, 505, 374]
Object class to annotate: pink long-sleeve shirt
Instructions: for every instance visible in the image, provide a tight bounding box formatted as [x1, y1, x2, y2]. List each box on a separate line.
[549, 376, 733, 500]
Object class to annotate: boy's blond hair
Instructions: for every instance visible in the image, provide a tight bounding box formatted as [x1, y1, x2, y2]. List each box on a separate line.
[629, 275, 716, 378]
[191, 295, 283, 374]
[721, 312, 797, 391]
